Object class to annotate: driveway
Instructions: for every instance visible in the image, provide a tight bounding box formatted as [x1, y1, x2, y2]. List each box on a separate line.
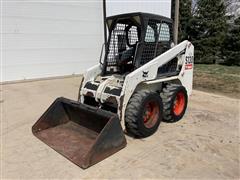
[1, 76, 239, 179]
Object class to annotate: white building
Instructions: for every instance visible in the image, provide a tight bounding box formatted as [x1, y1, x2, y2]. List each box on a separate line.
[2, 0, 171, 82]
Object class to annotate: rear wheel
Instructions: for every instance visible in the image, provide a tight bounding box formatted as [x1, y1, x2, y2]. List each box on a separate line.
[125, 90, 163, 137]
[160, 84, 188, 122]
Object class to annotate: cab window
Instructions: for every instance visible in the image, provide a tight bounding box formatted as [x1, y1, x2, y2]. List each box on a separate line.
[158, 23, 170, 42]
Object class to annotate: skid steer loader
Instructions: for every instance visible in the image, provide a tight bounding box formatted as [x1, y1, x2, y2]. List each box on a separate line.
[32, 12, 194, 169]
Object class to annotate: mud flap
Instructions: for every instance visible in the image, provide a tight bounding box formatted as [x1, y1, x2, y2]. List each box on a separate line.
[32, 97, 127, 169]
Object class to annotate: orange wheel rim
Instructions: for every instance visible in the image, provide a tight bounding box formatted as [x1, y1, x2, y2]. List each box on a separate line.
[143, 101, 160, 128]
[173, 91, 185, 116]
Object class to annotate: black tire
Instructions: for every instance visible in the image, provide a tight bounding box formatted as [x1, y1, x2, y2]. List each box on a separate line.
[160, 84, 188, 123]
[125, 90, 163, 138]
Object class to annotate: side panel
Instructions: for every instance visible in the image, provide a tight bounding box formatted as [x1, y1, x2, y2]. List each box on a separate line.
[178, 43, 194, 96]
[120, 40, 193, 121]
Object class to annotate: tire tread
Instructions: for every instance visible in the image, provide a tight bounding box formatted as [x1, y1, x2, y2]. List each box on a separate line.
[160, 84, 188, 122]
[125, 90, 162, 137]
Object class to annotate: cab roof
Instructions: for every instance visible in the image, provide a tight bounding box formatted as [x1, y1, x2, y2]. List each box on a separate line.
[106, 12, 172, 24]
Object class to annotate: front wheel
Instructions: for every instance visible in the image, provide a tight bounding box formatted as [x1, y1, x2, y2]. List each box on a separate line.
[125, 90, 163, 138]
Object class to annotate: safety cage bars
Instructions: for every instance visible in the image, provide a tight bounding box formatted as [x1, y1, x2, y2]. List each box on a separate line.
[103, 14, 178, 76]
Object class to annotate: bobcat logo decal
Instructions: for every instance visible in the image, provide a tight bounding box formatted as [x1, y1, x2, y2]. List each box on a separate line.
[142, 71, 149, 78]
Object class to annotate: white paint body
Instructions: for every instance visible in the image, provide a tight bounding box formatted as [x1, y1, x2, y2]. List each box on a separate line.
[80, 40, 194, 123]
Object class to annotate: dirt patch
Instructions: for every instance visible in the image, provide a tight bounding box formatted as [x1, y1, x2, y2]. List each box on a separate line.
[1, 77, 239, 179]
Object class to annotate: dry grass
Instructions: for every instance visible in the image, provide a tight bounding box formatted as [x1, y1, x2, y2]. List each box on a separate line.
[193, 64, 240, 99]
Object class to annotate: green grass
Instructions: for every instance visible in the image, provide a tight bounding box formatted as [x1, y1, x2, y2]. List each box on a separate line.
[193, 64, 240, 98]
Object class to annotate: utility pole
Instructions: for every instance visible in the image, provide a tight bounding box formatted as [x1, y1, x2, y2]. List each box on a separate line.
[103, 0, 107, 46]
[173, 0, 179, 44]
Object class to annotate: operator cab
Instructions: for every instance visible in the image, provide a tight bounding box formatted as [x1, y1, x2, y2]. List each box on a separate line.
[103, 12, 174, 75]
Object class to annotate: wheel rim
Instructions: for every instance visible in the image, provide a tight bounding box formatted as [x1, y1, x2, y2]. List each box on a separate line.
[143, 100, 160, 128]
[173, 91, 185, 116]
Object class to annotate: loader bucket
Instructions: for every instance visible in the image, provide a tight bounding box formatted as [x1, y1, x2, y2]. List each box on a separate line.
[32, 97, 126, 169]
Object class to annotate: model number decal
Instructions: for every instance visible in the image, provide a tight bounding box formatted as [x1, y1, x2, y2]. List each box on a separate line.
[185, 56, 193, 70]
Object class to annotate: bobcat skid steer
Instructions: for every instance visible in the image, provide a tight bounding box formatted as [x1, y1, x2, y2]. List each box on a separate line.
[32, 12, 194, 169]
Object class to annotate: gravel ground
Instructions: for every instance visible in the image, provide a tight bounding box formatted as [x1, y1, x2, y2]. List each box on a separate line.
[1, 76, 239, 179]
